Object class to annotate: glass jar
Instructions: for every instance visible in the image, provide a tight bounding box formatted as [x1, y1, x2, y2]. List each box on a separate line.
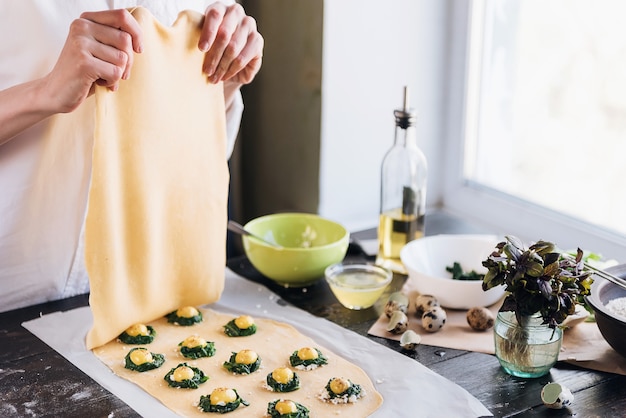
[494, 311, 562, 378]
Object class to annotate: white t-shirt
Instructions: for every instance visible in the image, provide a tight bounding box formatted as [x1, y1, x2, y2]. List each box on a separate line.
[0, 0, 242, 312]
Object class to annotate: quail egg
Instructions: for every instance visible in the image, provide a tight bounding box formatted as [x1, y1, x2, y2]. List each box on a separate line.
[541, 382, 573, 409]
[422, 306, 447, 332]
[415, 294, 440, 316]
[385, 292, 409, 318]
[466, 306, 495, 331]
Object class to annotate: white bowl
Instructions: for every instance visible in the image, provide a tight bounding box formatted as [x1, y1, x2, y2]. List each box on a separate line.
[400, 234, 506, 309]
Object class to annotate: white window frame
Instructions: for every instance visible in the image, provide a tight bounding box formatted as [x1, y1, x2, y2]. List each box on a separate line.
[441, 0, 626, 260]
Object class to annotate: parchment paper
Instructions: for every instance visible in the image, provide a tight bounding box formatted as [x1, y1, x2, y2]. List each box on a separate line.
[368, 277, 626, 376]
[23, 269, 492, 418]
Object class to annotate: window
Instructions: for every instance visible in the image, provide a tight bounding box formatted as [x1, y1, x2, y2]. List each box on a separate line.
[443, 0, 626, 259]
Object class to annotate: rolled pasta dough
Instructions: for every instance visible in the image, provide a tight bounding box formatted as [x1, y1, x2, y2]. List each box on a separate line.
[93, 309, 384, 417]
[85, 7, 228, 349]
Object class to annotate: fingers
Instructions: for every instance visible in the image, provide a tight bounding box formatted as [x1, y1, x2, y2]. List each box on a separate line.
[80, 9, 143, 53]
[200, 3, 263, 85]
[78, 22, 132, 82]
[200, 3, 242, 80]
[198, 2, 228, 53]
[81, 44, 126, 92]
[221, 30, 263, 84]
[79, 9, 143, 88]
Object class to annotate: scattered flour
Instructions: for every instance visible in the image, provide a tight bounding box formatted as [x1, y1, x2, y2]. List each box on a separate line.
[0, 404, 18, 416]
[0, 369, 25, 380]
[70, 389, 93, 401]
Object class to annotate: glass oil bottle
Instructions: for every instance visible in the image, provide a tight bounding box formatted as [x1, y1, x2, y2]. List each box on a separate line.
[376, 86, 427, 274]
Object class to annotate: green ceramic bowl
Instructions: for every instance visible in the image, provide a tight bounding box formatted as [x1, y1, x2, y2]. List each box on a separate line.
[242, 213, 350, 287]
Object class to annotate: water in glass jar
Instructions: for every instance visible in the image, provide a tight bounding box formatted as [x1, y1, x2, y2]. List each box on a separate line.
[494, 332, 561, 378]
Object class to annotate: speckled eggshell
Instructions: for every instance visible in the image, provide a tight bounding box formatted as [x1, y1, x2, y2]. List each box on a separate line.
[415, 294, 440, 317]
[386, 310, 409, 334]
[422, 306, 447, 332]
[541, 382, 574, 409]
[466, 306, 495, 331]
[385, 292, 409, 318]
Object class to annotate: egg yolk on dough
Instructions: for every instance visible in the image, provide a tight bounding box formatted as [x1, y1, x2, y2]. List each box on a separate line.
[234, 315, 254, 329]
[275, 400, 298, 414]
[177, 306, 199, 318]
[172, 365, 195, 382]
[330, 377, 351, 394]
[271, 367, 294, 384]
[182, 335, 206, 348]
[129, 348, 153, 365]
[297, 347, 318, 360]
[234, 349, 258, 365]
[210, 387, 237, 405]
[125, 323, 149, 337]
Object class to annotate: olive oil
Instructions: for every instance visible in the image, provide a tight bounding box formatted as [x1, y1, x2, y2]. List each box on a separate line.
[376, 86, 427, 274]
[376, 209, 424, 274]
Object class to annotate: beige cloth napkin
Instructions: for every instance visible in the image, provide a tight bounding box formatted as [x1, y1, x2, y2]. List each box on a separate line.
[368, 278, 626, 375]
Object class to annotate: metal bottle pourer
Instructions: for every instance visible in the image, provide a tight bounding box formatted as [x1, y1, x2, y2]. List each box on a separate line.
[394, 86, 416, 130]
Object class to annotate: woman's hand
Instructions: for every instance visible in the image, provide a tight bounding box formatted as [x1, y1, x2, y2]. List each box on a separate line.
[199, 2, 264, 86]
[44, 9, 143, 113]
[0, 9, 143, 143]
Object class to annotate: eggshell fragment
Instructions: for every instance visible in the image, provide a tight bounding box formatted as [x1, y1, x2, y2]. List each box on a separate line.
[541, 382, 573, 409]
[386, 310, 409, 334]
[399, 330, 421, 350]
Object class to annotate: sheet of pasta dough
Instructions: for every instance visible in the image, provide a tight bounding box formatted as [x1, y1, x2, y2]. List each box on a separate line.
[93, 308, 383, 417]
[85, 7, 228, 349]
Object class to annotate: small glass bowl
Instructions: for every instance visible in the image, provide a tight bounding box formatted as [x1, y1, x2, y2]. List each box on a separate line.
[324, 262, 392, 310]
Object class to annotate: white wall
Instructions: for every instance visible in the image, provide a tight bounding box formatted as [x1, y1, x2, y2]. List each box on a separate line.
[318, 0, 449, 232]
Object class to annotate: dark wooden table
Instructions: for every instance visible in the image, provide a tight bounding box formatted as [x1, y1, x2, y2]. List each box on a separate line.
[2, 212, 626, 417]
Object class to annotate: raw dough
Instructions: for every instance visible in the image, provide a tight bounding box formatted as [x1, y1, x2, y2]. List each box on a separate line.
[93, 308, 383, 417]
[84, 7, 228, 349]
